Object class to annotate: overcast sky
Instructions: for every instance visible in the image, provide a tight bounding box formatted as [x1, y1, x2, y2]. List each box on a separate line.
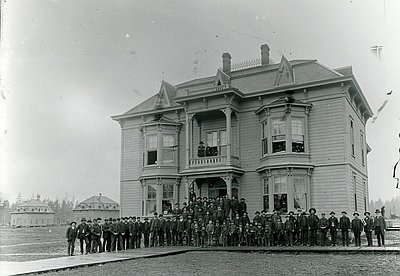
[1, 0, 399, 204]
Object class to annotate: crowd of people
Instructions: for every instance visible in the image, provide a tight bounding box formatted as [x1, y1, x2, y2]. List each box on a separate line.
[65, 196, 387, 256]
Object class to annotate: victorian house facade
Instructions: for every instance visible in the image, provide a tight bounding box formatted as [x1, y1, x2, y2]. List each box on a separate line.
[112, 44, 373, 217]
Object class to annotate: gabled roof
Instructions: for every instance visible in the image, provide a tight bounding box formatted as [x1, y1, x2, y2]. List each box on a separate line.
[19, 199, 49, 208]
[274, 55, 294, 86]
[78, 195, 118, 206]
[213, 69, 231, 86]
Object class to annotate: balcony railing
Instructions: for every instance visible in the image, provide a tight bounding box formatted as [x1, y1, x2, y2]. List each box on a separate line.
[189, 155, 240, 168]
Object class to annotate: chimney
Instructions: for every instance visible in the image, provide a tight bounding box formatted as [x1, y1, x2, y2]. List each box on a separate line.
[260, 44, 270, 65]
[222, 52, 231, 73]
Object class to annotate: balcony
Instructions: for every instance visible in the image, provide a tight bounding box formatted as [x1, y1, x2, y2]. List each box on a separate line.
[189, 155, 240, 168]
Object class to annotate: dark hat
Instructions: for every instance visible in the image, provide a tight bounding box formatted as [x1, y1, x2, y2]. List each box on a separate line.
[167, 216, 171, 219]
[87, 219, 92, 223]
[261, 210, 266, 213]
[341, 211, 347, 214]
[241, 198, 245, 201]
[112, 219, 117, 222]
[154, 212, 158, 215]
[70, 221, 77, 225]
[116, 218, 120, 221]
[301, 211, 307, 215]
[375, 209, 381, 213]
[199, 141, 204, 144]
[97, 218, 102, 221]
[144, 217, 149, 220]
[136, 217, 140, 220]
[109, 218, 113, 221]
[364, 211, 371, 215]
[309, 208, 316, 213]
[288, 211, 294, 215]
[132, 216, 136, 219]
[321, 213, 326, 215]
[353, 212, 359, 216]
[104, 218, 109, 221]
[81, 218, 86, 222]
[255, 211, 260, 214]
[159, 214, 163, 217]
[330, 211, 335, 215]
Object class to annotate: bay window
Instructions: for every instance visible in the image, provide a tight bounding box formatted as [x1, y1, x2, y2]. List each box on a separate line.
[292, 118, 305, 153]
[293, 176, 306, 211]
[147, 134, 158, 165]
[273, 176, 288, 213]
[263, 178, 269, 212]
[146, 185, 157, 214]
[162, 134, 176, 164]
[272, 119, 286, 153]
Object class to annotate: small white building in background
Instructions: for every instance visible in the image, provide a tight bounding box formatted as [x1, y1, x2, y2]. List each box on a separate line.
[73, 193, 120, 222]
[10, 199, 55, 227]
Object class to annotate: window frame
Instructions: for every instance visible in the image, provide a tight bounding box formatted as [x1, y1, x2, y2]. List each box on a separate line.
[271, 118, 286, 153]
[146, 134, 158, 165]
[162, 134, 176, 165]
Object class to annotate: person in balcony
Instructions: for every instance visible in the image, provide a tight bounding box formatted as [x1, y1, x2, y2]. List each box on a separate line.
[205, 144, 211, 157]
[197, 141, 205, 157]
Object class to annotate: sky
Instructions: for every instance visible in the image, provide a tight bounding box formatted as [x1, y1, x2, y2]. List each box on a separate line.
[1, 0, 399, 204]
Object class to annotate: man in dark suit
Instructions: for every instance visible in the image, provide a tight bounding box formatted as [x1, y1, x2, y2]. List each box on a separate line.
[135, 217, 143, 248]
[374, 209, 386, 247]
[363, 211, 374, 246]
[339, 211, 351, 246]
[77, 218, 90, 254]
[308, 208, 319, 246]
[318, 213, 329, 246]
[66, 221, 77, 256]
[150, 212, 159, 247]
[351, 212, 363, 246]
[328, 211, 339, 246]
[110, 218, 119, 252]
[298, 212, 309, 246]
[102, 218, 111, 252]
[238, 198, 247, 218]
[128, 216, 136, 249]
[91, 218, 102, 253]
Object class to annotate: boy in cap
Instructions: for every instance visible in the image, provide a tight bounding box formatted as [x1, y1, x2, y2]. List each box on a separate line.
[328, 211, 339, 246]
[363, 211, 374, 246]
[339, 211, 351, 246]
[66, 221, 77, 256]
[374, 209, 386, 247]
[351, 212, 363, 246]
[318, 213, 329, 246]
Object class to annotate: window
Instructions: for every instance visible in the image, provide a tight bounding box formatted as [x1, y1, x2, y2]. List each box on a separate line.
[263, 179, 269, 212]
[147, 134, 158, 165]
[219, 130, 227, 155]
[146, 185, 157, 215]
[353, 174, 357, 211]
[206, 131, 218, 156]
[361, 132, 365, 165]
[262, 122, 268, 155]
[350, 120, 355, 156]
[294, 176, 306, 211]
[273, 176, 287, 213]
[163, 134, 176, 164]
[292, 118, 304, 152]
[272, 119, 286, 153]
[162, 183, 174, 214]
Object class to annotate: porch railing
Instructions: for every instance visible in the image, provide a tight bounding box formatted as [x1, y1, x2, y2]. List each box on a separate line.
[189, 155, 240, 168]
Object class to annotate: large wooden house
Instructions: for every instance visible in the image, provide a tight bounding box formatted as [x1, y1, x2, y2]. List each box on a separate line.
[112, 44, 373, 217]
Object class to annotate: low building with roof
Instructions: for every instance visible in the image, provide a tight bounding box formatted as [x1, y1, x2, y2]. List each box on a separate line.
[10, 199, 55, 227]
[73, 193, 119, 222]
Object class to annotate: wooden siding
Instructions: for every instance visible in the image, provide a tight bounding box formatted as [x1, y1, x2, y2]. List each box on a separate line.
[238, 110, 261, 170]
[121, 180, 142, 217]
[121, 127, 142, 181]
[310, 165, 348, 214]
[308, 96, 346, 164]
[239, 172, 263, 215]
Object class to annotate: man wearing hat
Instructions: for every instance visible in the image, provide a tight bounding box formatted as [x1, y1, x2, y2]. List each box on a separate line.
[339, 211, 351, 246]
[318, 213, 329, 246]
[308, 208, 319, 246]
[91, 218, 102, 253]
[110, 218, 120, 252]
[77, 218, 90, 254]
[135, 217, 143, 248]
[143, 217, 150, 247]
[374, 209, 386, 247]
[102, 218, 111, 252]
[150, 212, 160, 247]
[351, 212, 362, 246]
[128, 217, 136, 249]
[197, 141, 205, 157]
[363, 211, 374, 246]
[66, 221, 78, 256]
[298, 211, 309, 246]
[87, 219, 93, 252]
[238, 198, 247, 218]
[328, 212, 339, 246]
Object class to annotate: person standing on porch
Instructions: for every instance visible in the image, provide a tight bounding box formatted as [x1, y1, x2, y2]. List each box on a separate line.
[231, 196, 239, 219]
[239, 198, 247, 217]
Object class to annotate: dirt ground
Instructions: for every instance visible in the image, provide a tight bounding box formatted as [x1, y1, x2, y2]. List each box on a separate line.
[42, 251, 400, 276]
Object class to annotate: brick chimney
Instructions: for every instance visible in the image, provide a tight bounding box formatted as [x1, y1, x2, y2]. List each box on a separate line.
[222, 52, 232, 73]
[260, 44, 270, 65]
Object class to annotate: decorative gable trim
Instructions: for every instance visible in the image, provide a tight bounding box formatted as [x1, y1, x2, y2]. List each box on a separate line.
[274, 55, 295, 87]
[213, 69, 231, 86]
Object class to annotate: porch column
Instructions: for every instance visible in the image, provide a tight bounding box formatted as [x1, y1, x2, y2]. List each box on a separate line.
[185, 112, 190, 169]
[156, 178, 162, 215]
[222, 106, 232, 165]
[286, 167, 294, 212]
[174, 178, 180, 204]
[141, 180, 146, 216]
[306, 168, 313, 210]
[222, 174, 232, 198]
